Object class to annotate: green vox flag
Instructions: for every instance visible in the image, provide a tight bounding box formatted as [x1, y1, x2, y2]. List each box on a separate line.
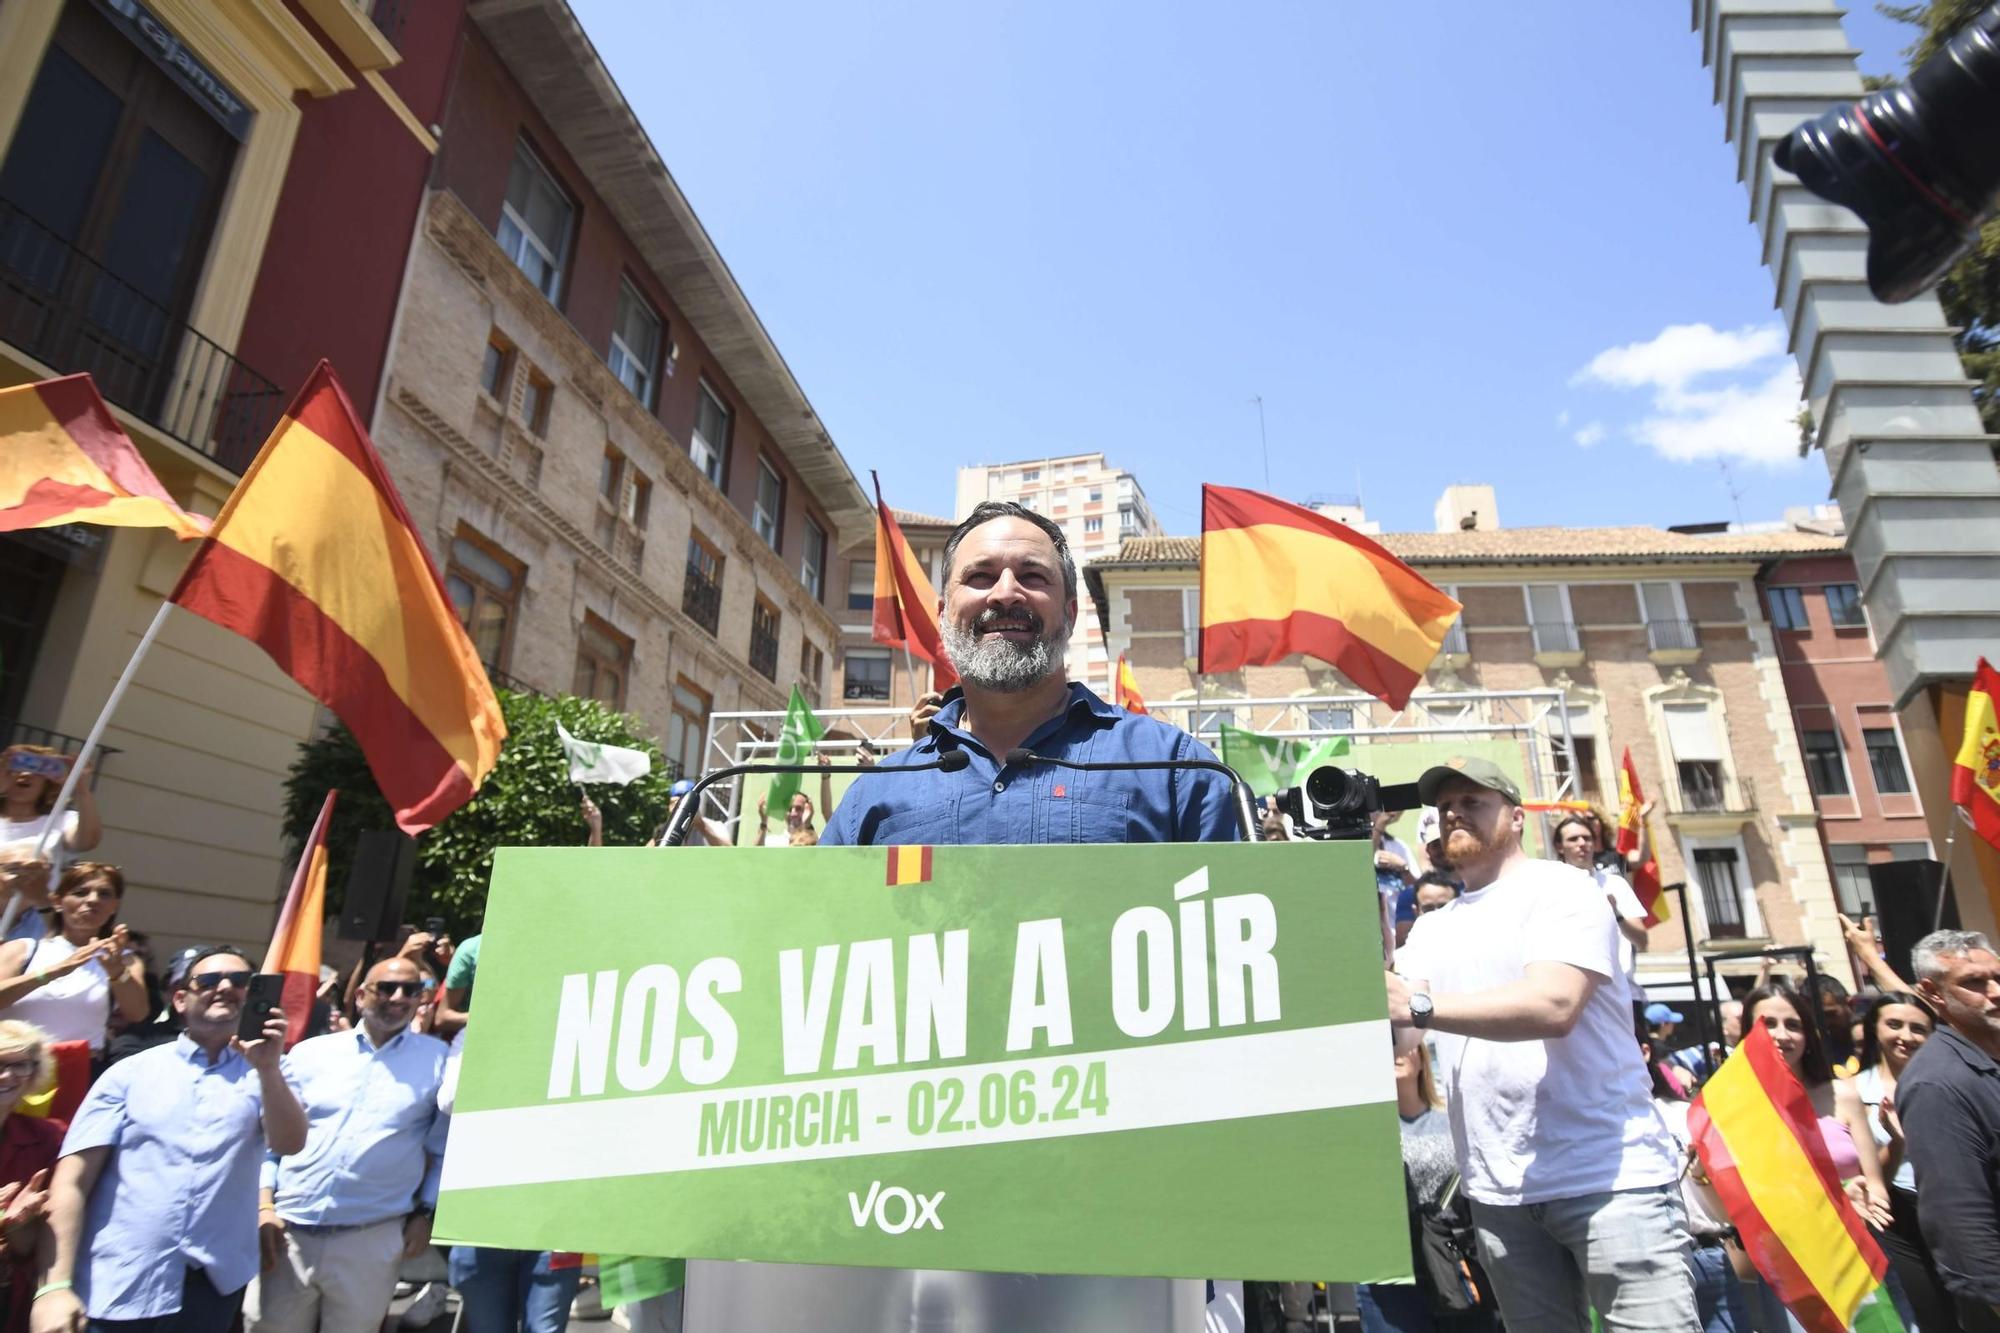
[434, 841, 1409, 1282]
[766, 685, 826, 809]
[1218, 725, 1352, 797]
[597, 1255, 686, 1307]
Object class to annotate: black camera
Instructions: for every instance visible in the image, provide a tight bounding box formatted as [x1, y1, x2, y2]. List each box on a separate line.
[1775, 4, 2000, 304]
[1274, 766, 1422, 841]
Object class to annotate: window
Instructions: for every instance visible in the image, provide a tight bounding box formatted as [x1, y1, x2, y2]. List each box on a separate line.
[847, 561, 875, 613]
[1664, 703, 1727, 810]
[444, 529, 523, 674]
[497, 140, 573, 301]
[1551, 705, 1600, 800]
[1307, 706, 1355, 734]
[1827, 844, 1876, 916]
[1767, 586, 1808, 630]
[626, 472, 652, 530]
[684, 534, 724, 635]
[1084, 516, 1103, 534]
[749, 596, 780, 681]
[1801, 729, 1850, 796]
[800, 641, 825, 706]
[800, 518, 827, 602]
[1021, 468, 1040, 483]
[1864, 727, 1912, 795]
[1089, 489, 1103, 504]
[1525, 584, 1577, 653]
[1181, 588, 1202, 660]
[600, 448, 624, 505]
[1825, 583, 1866, 629]
[1692, 848, 1747, 938]
[844, 649, 891, 701]
[1191, 707, 1237, 736]
[1440, 583, 1468, 656]
[1641, 581, 1696, 651]
[573, 613, 632, 708]
[691, 383, 731, 488]
[753, 459, 783, 550]
[521, 370, 552, 436]
[480, 332, 513, 400]
[608, 280, 663, 408]
[666, 677, 710, 781]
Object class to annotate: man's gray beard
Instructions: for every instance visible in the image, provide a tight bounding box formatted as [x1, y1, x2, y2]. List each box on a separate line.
[941, 618, 1069, 693]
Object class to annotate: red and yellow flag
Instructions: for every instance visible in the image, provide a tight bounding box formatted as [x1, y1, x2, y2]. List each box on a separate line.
[171, 361, 506, 833]
[1114, 654, 1147, 714]
[265, 790, 335, 1051]
[1689, 1023, 1905, 1333]
[1951, 657, 2000, 855]
[885, 844, 933, 886]
[1199, 485, 1460, 710]
[0, 374, 208, 539]
[870, 473, 957, 692]
[1616, 747, 1669, 926]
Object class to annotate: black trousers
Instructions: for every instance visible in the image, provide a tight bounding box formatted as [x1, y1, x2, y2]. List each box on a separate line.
[86, 1268, 244, 1333]
[1878, 1185, 2000, 1333]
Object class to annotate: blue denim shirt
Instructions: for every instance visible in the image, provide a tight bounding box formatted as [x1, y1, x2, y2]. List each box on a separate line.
[261, 1026, 450, 1226]
[821, 683, 1241, 846]
[63, 1035, 294, 1319]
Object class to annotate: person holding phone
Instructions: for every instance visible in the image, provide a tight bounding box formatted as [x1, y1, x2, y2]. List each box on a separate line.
[31, 947, 305, 1333]
[0, 748, 102, 946]
[0, 865, 147, 1120]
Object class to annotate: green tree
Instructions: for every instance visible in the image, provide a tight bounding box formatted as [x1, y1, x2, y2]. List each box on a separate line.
[1878, 1, 2000, 431]
[282, 689, 674, 934]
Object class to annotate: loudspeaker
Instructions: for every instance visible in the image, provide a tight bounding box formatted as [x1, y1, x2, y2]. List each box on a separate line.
[337, 830, 417, 942]
[1868, 858, 1957, 984]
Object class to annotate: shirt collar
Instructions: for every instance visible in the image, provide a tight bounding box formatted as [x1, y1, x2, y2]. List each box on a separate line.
[929, 681, 1116, 754]
[174, 1033, 242, 1069]
[356, 1025, 406, 1054]
[1935, 1024, 2000, 1075]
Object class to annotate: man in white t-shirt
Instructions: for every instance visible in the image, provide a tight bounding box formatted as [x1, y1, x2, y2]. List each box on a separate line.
[1386, 757, 1697, 1333]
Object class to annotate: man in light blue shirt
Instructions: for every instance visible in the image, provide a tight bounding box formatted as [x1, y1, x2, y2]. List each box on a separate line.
[245, 956, 448, 1333]
[35, 946, 306, 1333]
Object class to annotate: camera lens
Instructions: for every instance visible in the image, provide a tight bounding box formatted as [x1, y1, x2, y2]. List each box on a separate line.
[1304, 765, 1369, 818]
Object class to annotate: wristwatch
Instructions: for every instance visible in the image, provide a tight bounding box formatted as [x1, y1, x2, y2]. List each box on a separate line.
[1408, 992, 1434, 1029]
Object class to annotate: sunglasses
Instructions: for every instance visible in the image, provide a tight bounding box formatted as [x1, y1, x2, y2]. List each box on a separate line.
[370, 979, 424, 998]
[187, 970, 252, 993]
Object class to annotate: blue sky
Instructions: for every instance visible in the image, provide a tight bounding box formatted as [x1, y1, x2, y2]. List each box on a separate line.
[571, 1, 1923, 536]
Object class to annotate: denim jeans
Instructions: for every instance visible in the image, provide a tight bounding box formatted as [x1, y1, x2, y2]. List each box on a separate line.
[1355, 1283, 1498, 1333]
[446, 1248, 582, 1333]
[1683, 1244, 1749, 1333]
[1469, 1183, 1701, 1332]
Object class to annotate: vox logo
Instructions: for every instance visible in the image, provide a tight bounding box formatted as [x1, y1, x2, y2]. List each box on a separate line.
[847, 1181, 945, 1234]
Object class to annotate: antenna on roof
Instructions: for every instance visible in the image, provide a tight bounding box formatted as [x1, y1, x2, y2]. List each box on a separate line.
[1717, 461, 1747, 525]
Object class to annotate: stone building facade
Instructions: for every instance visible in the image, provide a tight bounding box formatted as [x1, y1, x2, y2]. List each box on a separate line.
[1086, 506, 1856, 989]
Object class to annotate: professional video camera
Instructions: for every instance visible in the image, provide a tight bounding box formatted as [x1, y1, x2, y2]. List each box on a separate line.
[1776, 4, 2000, 304]
[1273, 765, 1422, 841]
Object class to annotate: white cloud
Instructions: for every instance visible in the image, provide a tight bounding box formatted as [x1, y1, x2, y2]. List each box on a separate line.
[1574, 321, 1802, 467]
[1572, 421, 1605, 448]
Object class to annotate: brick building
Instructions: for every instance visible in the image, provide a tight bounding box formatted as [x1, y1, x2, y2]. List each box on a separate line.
[1086, 492, 1855, 988]
[835, 509, 953, 724]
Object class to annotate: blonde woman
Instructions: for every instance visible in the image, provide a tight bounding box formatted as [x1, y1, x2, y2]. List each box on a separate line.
[0, 1019, 62, 1333]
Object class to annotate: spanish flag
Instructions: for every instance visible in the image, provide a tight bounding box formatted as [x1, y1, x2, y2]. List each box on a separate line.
[171, 361, 505, 833]
[1114, 654, 1147, 714]
[265, 790, 335, 1051]
[1689, 1023, 1905, 1333]
[1616, 747, 1669, 926]
[870, 472, 957, 691]
[1951, 657, 2000, 855]
[1199, 485, 1460, 710]
[0, 374, 208, 539]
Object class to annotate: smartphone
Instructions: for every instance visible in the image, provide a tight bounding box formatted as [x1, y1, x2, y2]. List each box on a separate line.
[8, 753, 66, 780]
[238, 973, 286, 1042]
[425, 917, 446, 936]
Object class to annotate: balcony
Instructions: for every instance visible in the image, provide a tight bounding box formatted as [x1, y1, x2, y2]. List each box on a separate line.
[1646, 619, 1702, 666]
[0, 201, 284, 474]
[1530, 620, 1583, 669]
[485, 666, 544, 697]
[1668, 765, 1757, 833]
[0, 720, 116, 785]
[683, 564, 722, 637]
[748, 618, 779, 683]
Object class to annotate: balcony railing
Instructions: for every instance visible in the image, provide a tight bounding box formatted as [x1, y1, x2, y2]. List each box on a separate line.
[1676, 765, 1756, 814]
[0, 201, 285, 473]
[748, 619, 780, 682]
[1440, 620, 1469, 656]
[843, 676, 891, 702]
[0, 720, 116, 785]
[1647, 619, 1700, 652]
[485, 666, 544, 696]
[1530, 621, 1580, 654]
[684, 565, 722, 636]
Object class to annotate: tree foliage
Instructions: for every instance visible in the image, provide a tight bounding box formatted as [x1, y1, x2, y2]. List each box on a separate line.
[282, 690, 673, 934]
[1878, 1, 2000, 431]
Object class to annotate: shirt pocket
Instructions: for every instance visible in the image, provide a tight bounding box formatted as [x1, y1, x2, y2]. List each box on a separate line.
[1066, 791, 1135, 844]
[869, 802, 956, 846]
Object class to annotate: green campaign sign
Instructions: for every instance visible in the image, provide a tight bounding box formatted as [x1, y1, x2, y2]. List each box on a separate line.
[435, 842, 1410, 1282]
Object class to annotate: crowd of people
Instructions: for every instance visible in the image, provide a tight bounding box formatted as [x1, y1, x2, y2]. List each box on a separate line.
[0, 503, 1993, 1333]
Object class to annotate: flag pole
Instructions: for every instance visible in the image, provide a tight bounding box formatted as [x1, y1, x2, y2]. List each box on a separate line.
[1934, 808, 1966, 931]
[2, 600, 176, 938]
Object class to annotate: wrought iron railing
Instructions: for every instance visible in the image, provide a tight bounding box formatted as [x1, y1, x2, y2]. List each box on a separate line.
[1676, 765, 1756, 814]
[0, 200, 285, 473]
[1530, 621, 1580, 654]
[748, 618, 779, 682]
[0, 721, 116, 785]
[486, 667, 543, 696]
[683, 565, 722, 636]
[1647, 619, 1700, 652]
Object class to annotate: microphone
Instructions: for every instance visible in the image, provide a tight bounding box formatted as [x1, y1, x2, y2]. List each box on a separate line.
[1001, 748, 1260, 842]
[659, 750, 972, 846]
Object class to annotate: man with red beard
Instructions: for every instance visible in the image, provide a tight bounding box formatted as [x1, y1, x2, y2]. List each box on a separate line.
[1386, 758, 1696, 1333]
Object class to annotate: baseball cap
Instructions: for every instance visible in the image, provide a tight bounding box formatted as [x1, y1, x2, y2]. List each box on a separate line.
[670, 778, 694, 798]
[1416, 756, 1523, 806]
[1416, 807, 1441, 847]
[1644, 1002, 1685, 1025]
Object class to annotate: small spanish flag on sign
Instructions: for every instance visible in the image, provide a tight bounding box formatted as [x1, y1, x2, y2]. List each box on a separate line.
[1952, 657, 2000, 856]
[886, 845, 933, 886]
